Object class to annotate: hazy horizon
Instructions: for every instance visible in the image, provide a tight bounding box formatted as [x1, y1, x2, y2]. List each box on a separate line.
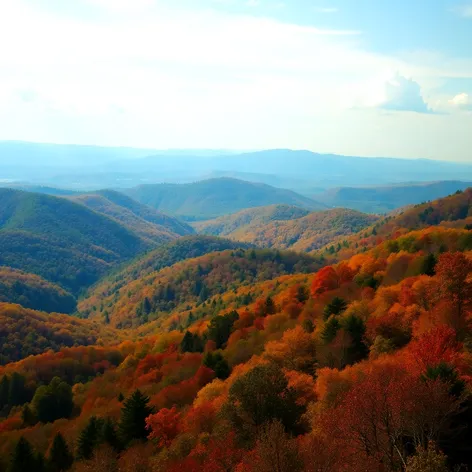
[0, 1, 471, 161]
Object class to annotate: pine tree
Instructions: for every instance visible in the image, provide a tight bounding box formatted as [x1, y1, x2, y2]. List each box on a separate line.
[48, 433, 73, 472]
[76, 416, 103, 460]
[118, 390, 154, 445]
[102, 417, 121, 451]
[265, 296, 276, 315]
[8, 372, 27, 407]
[21, 404, 36, 426]
[7, 437, 37, 472]
[0, 375, 9, 410]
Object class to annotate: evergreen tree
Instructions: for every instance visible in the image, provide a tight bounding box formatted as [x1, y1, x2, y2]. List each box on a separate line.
[296, 285, 309, 303]
[102, 417, 121, 451]
[203, 352, 231, 379]
[76, 416, 103, 460]
[302, 319, 314, 334]
[48, 433, 73, 472]
[21, 404, 36, 426]
[8, 373, 27, 407]
[32, 377, 73, 424]
[341, 315, 368, 365]
[422, 253, 437, 276]
[118, 390, 154, 445]
[207, 311, 239, 349]
[7, 437, 37, 472]
[321, 317, 341, 344]
[0, 375, 9, 411]
[323, 297, 347, 321]
[265, 296, 276, 315]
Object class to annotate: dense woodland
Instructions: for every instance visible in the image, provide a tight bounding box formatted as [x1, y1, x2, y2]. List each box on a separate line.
[1, 187, 472, 471]
[197, 207, 379, 252]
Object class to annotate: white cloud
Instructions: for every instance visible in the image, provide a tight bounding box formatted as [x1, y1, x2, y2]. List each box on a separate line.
[380, 74, 431, 113]
[0, 0, 471, 159]
[449, 92, 472, 110]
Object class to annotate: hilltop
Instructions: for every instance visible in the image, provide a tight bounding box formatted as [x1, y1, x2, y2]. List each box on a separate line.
[197, 207, 378, 252]
[123, 178, 327, 220]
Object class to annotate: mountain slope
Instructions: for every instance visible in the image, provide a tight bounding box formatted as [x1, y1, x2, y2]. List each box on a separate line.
[193, 204, 310, 236]
[0, 189, 154, 294]
[79, 247, 323, 328]
[123, 178, 327, 220]
[0, 267, 76, 314]
[315, 180, 472, 213]
[318, 187, 472, 261]
[0, 303, 121, 364]
[71, 190, 193, 245]
[197, 208, 378, 252]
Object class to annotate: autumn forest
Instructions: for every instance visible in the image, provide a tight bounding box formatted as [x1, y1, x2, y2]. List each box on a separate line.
[2, 183, 472, 472]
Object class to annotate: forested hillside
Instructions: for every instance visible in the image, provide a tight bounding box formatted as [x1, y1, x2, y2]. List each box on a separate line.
[320, 188, 472, 262]
[193, 204, 310, 236]
[79, 247, 324, 328]
[0, 303, 121, 365]
[123, 178, 326, 220]
[71, 191, 193, 245]
[0, 268, 76, 314]
[198, 208, 378, 252]
[0, 189, 158, 294]
[1, 189, 472, 472]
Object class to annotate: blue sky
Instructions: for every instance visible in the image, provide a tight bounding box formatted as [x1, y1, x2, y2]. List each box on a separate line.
[0, 0, 471, 161]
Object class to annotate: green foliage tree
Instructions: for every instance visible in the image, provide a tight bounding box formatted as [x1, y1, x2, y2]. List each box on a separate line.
[321, 317, 341, 344]
[421, 253, 437, 276]
[77, 416, 104, 460]
[341, 315, 368, 365]
[7, 437, 39, 472]
[207, 311, 239, 349]
[21, 404, 37, 426]
[265, 296, 276, 315]
[32, 377, 73, 424]
[296, 285, 309, 303]
[180, 331, 204, 353]
[102, 417, 121, 451]
[226, 364, 305, 441]
[323, 297, 348, 321]
[203, 352, 231, 379]
[118, 390, 154, 445]
[301, 319, 315, 334]
[0, 375, 9, 411]
[48, 433, 73, 472]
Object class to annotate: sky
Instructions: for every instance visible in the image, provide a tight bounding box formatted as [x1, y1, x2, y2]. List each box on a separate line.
[0, 0, 472, 161]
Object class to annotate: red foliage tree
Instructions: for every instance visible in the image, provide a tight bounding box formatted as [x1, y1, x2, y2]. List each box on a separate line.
[311, 267, 339, 297]
[146, 406, 181, 447]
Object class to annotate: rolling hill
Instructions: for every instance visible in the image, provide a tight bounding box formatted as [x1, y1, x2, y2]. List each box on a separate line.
[0, 189, 158, 294]
[0, 267, 77, 314]
[196, 208, 378, 252]
[0, 303, 121, 365]
[71, 190, 193, 245]
[193, 204, 310, 236]
[318, 187, 472, 261]
[122, 178, 327, 220]
[314, 180, 472, 213]
[79, 246, 323, 328]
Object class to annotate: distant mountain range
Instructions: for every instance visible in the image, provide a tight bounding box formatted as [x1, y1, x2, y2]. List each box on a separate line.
[314, 180, 472, 213]
[3, 141, 472, 190]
